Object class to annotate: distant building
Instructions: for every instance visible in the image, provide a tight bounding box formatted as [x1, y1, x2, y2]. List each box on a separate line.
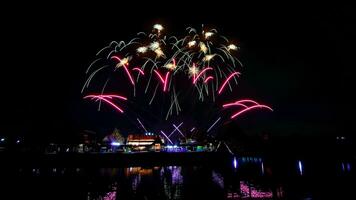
[126, 134, 159, 146]
[126, 134, 162, 151]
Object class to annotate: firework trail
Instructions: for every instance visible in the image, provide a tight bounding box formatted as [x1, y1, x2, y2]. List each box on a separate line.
[223, 99, 273, 119]
[84, 94, 127, 113]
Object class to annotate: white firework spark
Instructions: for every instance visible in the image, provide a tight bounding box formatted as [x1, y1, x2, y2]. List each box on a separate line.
[137, 46, 148, 53]
[150, 42, 160, 50]
[188, 40, 197, 47]
[203, 54, 216, 62]
[154, 48, 165, 58]
[188, 64, 199, 77]
[199, 42, 208, 54]
[204, 31, 214, 39]
[153, 24, 164, 32]
[116, 56, 131, 68]
[227, 44, 238, 51]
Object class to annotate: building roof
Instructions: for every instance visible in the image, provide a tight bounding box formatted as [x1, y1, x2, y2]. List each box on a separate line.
[127, 134, 158, 141]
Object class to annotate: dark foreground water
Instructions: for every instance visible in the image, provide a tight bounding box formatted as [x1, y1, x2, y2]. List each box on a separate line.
[0, 155, 355, 200]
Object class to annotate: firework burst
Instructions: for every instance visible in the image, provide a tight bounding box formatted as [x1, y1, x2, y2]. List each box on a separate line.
[82, 23, 272, 140]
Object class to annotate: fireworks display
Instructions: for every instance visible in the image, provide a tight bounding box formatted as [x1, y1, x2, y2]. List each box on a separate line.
[82, 24, 272, 141]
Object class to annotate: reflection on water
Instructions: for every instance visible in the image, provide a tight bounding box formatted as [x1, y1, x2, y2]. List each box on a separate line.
[89, 165, 275, 200]
[161, 166, 183, 199]
[2, 157, 355, 199]
[102, 191, 116, 200]
[341, 162, 351, 173]
[298, 160, 303, 176]
[238, 181, 273, 199]
[212, 171, 224, 189]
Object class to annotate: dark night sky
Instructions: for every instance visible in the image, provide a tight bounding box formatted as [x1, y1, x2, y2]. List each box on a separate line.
[1, 3, 355, 143]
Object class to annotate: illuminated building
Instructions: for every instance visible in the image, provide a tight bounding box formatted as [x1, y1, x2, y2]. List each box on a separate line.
[126, 134, 162, 151]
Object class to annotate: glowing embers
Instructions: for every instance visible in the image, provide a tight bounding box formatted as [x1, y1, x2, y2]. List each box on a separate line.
[223, 99, 273, 119]
[84, 94, 127, 113]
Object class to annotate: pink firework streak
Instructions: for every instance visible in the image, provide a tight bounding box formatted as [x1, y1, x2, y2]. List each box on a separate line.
[154, 70, 170, 92]
[193, 67, 213, 84]
[204, 76, 214, 83]
[233, 99, 260, 105]
[110, 56, 135, 86]
[84, 94, 127, 113]
[222, 99, 260, 108]
[218, 72, 240, 94]
[110, 56, 121, 62]
[223, 102, 249, 108]
[230, 105, 273, 119]
[123, 65, 135, 85]
[132, 67, 145, 75]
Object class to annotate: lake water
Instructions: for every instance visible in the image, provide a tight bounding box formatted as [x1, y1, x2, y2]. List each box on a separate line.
[0, 156, 354, 199]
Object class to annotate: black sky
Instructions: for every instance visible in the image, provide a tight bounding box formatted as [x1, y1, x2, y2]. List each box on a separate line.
[1, 3, 355, 143]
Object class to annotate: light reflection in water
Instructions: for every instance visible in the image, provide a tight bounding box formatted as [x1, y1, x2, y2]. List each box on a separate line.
[131, 172, 141, 193]
[76, 161, 294, 199]
[161, 166, 183, 199]
[233, 156, 238, 169]
[341, 161, 352, 173]
[12, 156, 355, 200]
[102, 191, 116, 200]
[212, 171, 224, 189]
[238, 181, 273, 199]
[346, 163, 351, 171]
[298, 160, 303, 176]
